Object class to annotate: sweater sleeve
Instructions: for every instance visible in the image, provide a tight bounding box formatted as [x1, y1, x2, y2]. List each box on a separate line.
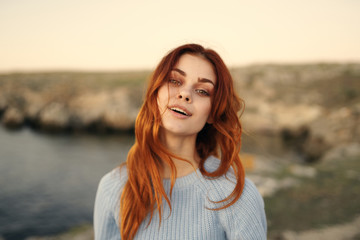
[217, 178, 267, 240]
[93, 170, 122, 240]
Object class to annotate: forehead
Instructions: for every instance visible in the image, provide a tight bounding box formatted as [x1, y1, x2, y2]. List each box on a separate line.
[173, 54, 216, 83]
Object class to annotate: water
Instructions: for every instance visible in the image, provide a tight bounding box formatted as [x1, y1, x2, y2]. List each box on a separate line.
[0, 126, 290, 240]
[0, 127, 134, 240]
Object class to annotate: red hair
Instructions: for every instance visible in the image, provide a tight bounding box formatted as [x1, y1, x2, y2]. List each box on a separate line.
[120, 44, 245, 239]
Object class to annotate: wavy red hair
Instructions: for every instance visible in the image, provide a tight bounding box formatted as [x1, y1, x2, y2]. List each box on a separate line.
[120, 44, 245, 239]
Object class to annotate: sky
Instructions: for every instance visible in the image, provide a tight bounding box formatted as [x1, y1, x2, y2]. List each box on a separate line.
[1, 0, 359, 72]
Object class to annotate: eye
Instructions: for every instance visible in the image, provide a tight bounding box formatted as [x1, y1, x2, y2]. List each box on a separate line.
[196, 89, 210, 96]
[169, 78, 181, 86]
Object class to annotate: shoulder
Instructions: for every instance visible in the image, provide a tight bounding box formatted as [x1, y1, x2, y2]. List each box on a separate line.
[199, 156, 241, 198]
[99, 165, 127, 188]
[218, 178, 267, 239]
[201, 155, 264, 208]
[202, 157, 263, 204]
[240, 177, 265, 209]
[94, 166, 127, 238]
[96, 165, 128, 206]
[199, 156, 267, 239]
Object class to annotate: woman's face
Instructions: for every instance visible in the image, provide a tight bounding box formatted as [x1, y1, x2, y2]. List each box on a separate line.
[157, 53, 216, 138]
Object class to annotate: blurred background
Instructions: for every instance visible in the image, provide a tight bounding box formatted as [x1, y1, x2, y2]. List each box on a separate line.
[1, 0, 359, 239]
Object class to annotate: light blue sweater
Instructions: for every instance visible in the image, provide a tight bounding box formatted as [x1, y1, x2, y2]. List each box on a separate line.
[94, 156, 267, 239]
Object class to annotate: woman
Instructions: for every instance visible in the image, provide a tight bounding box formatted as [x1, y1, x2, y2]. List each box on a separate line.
[94, 44, 267, 239]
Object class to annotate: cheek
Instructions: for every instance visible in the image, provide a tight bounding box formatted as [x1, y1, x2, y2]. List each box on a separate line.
[199, 99, 212, 119]
[157, 85, 169, 112]
[204, 98, 212, 112]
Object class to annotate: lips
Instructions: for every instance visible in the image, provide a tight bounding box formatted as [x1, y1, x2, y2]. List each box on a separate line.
[168, 105, 192, 116]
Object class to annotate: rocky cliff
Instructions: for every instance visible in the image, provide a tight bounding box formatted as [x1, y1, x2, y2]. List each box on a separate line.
[1, 64, 359, 161]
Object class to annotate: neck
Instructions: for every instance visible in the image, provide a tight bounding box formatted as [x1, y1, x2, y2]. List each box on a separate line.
[159, 129, 200, 178]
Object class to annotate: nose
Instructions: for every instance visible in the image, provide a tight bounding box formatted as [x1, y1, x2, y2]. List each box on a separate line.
[177, 89, 191, 103]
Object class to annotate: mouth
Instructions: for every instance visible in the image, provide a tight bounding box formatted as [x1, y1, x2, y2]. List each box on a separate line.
[169, 106, 192, 116]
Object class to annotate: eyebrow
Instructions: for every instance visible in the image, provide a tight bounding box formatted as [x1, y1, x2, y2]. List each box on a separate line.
[172, 68, 215, 86]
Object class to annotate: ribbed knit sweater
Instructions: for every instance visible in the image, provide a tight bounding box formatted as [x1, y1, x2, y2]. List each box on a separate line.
[94, 156, 267, 240]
